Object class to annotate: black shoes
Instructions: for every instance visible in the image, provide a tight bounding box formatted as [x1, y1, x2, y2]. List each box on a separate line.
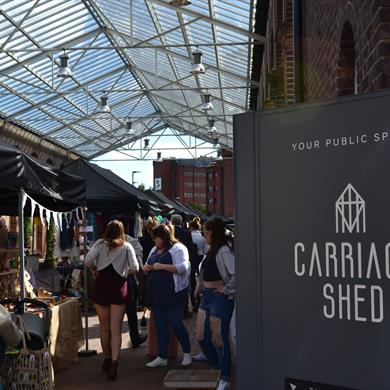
[107, 361, 118, 381]
[102, 358, 111, 373]
[132, 333, 148, 348]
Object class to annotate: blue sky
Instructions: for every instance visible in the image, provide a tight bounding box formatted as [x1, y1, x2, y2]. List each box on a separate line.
[93, 128, 218, 189]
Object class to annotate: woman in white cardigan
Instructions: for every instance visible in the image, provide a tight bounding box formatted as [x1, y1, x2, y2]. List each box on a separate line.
[85, 220, 139, 380]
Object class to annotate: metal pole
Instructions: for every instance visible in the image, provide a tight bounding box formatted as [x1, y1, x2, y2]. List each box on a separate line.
[78, 205, 97, 357]
[18, 189, 25, 302]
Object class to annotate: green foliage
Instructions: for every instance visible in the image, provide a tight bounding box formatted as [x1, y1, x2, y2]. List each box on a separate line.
[188, 203, 206, 215]
[138, 183, 145, 191]
[44, 216, 56, 268]
[268, 67, 284, 96]
[24, 217, 33, 249]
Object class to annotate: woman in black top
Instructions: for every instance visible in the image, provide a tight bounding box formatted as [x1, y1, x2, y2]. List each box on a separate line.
[195, 219, 235, 390]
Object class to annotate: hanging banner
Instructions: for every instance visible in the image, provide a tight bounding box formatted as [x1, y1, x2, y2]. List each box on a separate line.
[58, 213, 63, 231]
[234, 91, 390, 390]
[38, 204, 45, 226]
[22, 192, 80, 230]
[30, 199, 36, 220]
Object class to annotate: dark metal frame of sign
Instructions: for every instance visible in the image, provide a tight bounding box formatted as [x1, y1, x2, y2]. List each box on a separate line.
[233, 90, 390, 390]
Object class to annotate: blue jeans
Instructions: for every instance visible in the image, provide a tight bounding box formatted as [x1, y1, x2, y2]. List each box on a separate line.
[152, 304, 191, 359]
[197, 288, 234, 381]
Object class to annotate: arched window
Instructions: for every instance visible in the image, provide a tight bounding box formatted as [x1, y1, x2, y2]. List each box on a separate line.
[337, 22, 356, 96]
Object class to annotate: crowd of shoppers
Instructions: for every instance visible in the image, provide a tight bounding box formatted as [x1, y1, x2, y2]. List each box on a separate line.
[84, 214, 235, 390]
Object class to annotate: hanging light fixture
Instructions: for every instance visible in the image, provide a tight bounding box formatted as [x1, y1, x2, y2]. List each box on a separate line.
[126, 119, 134, 135]
[201, 93, 213, 111]
[216, 150, 223, 161]
[190, 50, 205, 75]
[98, 92, 110, 113]
[57, 50, 72, 78]
[156, 151, 162, 161]
[208, 119, 220, 143]
[144, 138, 150, 150]
[208, 118, 217, 134]
[169, 0, 191, 5]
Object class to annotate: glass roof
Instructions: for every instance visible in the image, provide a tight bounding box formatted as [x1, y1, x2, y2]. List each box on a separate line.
[0, 0, 262, 158]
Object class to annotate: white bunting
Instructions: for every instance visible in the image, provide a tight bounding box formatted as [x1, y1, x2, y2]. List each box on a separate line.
[52, 211, 59, 229]
[58, 213, 63, 231]
[30, 199, 36, 220]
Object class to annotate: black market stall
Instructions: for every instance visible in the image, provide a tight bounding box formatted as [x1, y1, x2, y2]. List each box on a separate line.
[63, 158, 161, 215]
[0, 140, 86, 300]
[145, 189, 198, 220]
[0, 140, 87, 380]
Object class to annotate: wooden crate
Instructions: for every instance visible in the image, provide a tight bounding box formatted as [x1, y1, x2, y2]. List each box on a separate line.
[163, 369, 220, 390]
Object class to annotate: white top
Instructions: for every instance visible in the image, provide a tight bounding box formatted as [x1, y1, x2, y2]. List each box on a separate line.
[147, 242, 190, 293]
[85, 239, 139, 278]
[191, 230, 208, 256]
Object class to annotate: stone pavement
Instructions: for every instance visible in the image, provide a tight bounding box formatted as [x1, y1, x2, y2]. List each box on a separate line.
[55, 310, 235, 390]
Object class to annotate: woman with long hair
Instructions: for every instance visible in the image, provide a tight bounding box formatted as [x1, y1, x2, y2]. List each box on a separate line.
[85, 220, 139, 380]
[188, 217, 208, 311]
[144, 224, 192, 368]
[195, 218, 235, 390]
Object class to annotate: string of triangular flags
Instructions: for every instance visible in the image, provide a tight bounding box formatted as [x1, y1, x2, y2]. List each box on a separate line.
[21, 190, 85, 232]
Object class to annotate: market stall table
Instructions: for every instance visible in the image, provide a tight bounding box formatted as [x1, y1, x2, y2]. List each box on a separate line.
[49, 297, 83, 371]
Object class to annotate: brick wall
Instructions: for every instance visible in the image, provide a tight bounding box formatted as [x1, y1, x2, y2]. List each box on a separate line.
[153, 160, 177, 199]
[260, 0, 390, 106]
[304, 0, 390, 101]
[0, 119, 78, 167]
[222, 158, 234, 218]
[153, 158, 234, 217]
[260, 0, 296, 108]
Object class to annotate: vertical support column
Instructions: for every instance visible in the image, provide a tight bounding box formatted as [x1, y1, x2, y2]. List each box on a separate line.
[18, 189, 26, 301]
[78, 206, 97, 357]
[234, 112, 263, 390]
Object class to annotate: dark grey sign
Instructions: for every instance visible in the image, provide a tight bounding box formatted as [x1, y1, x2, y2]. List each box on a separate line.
[234, 91, 390, 390]
[285, 378, 357, 390]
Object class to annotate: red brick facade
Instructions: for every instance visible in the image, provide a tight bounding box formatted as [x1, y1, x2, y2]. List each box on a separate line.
[0, 119, 78, 167]
[260, 0, 390, 106]
[153, 156, 234, 218]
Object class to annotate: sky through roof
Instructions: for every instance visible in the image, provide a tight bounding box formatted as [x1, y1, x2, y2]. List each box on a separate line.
[0, 0, 262, 158]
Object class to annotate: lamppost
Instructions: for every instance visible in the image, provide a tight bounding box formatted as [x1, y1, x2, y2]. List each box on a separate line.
[132, 170, 141, 186]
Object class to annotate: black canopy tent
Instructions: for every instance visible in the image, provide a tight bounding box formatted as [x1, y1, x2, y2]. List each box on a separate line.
[145, 190, 199, 220]
[63, 159, 161, 214]
[0, 140, 86, 300]
[0, 141, 86, 215]
[174, 199, 207, 220]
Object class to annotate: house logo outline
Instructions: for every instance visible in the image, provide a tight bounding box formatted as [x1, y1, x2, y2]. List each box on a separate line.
[335, 183, 366, 234]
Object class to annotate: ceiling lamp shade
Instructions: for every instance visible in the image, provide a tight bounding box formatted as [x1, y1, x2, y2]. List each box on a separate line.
[144, 138, 150, 150]
[216, 150, 223, 161]
[208, 118, 217, 134]
[57, 51, 72, 78]
[169, 0, 191, 5]
[190, 51, 205, 75]
[98, 94, 110, 113]
[156, 151, 162, 161]
[126, 119, 134, 135]
[201, 94, 213, 111]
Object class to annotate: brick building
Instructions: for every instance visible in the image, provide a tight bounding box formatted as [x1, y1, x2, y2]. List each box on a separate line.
[259, 0, 390, 107]
[153, 154, 234, 218]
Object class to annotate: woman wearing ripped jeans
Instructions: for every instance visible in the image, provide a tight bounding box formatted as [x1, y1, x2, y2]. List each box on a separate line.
[195, 218, 235, 390]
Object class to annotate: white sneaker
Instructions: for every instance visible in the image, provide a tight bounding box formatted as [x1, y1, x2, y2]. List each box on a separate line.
[181, 353, 193, 366]
[193, 352, 207, 361]
[146, 357, 168, 368]
[216, 380, 230, 390]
